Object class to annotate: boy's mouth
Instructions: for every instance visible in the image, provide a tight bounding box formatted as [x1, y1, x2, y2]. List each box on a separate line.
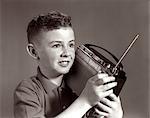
[58, 60, 70, 67]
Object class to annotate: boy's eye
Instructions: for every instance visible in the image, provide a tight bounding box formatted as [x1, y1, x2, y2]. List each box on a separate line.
[52, 44, 62, 48]
[69, 42, 75, 48]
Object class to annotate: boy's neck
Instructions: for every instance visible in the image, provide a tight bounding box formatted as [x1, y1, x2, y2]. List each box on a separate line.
[50, 75, 63, 86]
[38, 66, 63, 86]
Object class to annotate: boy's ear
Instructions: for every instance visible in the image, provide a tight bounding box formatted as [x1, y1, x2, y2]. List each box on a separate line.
[26, 44, 39, 60]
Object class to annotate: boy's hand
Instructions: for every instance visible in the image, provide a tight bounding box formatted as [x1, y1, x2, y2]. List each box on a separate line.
[94, 94, 123, 118]
[80, 73, 117, 107]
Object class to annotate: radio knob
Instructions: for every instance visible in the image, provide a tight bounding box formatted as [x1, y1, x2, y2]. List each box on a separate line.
[107, 64, 111, 68]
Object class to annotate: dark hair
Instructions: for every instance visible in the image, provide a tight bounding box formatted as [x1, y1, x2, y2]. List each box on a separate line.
[27, 11, 72, 44]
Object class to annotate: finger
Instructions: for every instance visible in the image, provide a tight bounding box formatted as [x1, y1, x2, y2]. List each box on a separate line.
[100, 89, 113, 98]
[89, 74, 100, 83]
[102, 76, 115, 84]
[109, 93, 118, 102]
[94, 79, 104, 86]
[90, 73, 108, 83]
[98, 73, 108, 78]
[101, 97, 114, 108]
[102, 82, 117, 91]
[96, 102, 112, 113]
[117, 96, 121, 103]
[94, 77, 116, 87]
[90, 74, 106, 86]
[94, 108, 109, 117]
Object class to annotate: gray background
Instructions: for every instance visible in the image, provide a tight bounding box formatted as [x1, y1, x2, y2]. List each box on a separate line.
[0, 0, 149, 118]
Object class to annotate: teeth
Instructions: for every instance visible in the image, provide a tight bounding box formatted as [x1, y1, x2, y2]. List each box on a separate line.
[59, 61, 69, 67]
[61, 61, 68, 64]
[60, 61, 69, 63]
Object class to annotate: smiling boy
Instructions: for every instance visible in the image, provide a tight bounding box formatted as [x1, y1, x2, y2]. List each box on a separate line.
[14, 11, 123, 118]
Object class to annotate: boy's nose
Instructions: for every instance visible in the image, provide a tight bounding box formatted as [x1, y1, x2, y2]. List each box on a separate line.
[60, 47, 70, 57]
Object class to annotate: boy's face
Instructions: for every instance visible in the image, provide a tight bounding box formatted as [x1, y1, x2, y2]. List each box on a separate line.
[36, 27, 75, 77]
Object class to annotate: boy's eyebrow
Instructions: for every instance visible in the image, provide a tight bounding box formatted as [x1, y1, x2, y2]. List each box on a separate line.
[49, 40, 75, 44]
[69, 40, 75, 43]
[49, 41, 62, 44]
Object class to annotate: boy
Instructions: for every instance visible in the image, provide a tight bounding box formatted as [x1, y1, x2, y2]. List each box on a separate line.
[14, 11, 123, 118]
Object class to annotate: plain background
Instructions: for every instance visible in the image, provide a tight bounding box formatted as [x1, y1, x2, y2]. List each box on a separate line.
[0, 0, 149, 118]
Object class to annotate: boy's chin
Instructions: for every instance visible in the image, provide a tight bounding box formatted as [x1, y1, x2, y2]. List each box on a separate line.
[56, 65, 73, 75]
[59, 68, 71, 75]
[60, 70, 70, 74]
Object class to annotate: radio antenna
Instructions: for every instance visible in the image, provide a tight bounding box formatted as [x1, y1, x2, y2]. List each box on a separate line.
[113, 34, 140, 73]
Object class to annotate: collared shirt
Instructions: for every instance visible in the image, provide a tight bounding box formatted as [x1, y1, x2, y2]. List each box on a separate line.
[14, 67, 78, 118]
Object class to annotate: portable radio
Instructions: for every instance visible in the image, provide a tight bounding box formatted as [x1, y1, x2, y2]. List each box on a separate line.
[65, 34, 139, 96]
[65, 34, 139, 117]
[65, 44, 126, 96]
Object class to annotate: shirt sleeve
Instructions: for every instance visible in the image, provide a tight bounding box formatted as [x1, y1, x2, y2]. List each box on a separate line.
[14, 80, 45, 118]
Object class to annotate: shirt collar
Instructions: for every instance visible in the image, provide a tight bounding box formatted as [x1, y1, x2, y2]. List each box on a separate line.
[37, 67, 65, 94]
